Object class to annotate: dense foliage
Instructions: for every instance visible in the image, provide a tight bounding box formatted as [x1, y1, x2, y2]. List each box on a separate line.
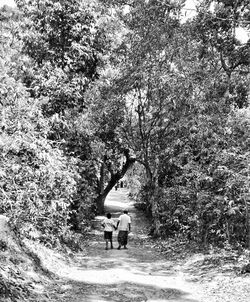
[100, 0, 250, 247]
[0, 0, 249, 249]
[0, 3, 96, 246]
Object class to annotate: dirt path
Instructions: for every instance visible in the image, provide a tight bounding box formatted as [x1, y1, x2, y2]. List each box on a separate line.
[45, 189, 201, 301]
[45, 189, 250, 302]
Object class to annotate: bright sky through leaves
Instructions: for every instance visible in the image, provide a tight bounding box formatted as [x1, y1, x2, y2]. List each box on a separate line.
[182, 0, 249, 43]
[0, 0, 248, 43]
[0, 0, 16, 6]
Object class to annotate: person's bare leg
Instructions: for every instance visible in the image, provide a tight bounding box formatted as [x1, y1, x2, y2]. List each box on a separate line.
[110, 239, 113, 249]
[105, 240, 108, 250]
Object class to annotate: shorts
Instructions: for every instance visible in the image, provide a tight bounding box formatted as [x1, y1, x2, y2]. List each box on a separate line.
[104, 231, 113, 240]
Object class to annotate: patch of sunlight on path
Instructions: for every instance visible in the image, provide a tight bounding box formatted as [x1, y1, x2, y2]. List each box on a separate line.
[51, 188, 203, 301]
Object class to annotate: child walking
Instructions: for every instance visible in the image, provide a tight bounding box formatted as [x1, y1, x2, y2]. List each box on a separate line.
[101, 213, 116, 250]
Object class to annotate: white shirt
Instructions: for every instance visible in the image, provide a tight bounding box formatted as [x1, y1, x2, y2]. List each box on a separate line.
[118, 214, 131, 231]
[102, 218, 116, 232]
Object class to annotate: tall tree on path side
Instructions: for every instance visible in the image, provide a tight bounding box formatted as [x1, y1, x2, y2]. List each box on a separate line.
[15, 0, 108, 222]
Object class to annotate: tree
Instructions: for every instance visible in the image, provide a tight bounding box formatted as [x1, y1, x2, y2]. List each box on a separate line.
[16, 0, 137, 215]
[102, 0, 250, 245]
[16, 0, 102, 113]
[0, 7, 82, 244]
[105, 0, 186, 231]
[14, 0, 107, 219]
[86, 79, 136, 213]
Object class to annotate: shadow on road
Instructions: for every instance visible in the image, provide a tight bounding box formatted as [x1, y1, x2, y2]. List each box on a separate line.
[47, 188, 201, 302]
[53, 278, 200, 302]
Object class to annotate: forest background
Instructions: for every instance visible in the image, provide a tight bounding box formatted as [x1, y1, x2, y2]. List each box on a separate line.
[0, 0, 249, 252]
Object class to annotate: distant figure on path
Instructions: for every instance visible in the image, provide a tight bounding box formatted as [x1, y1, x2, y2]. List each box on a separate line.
[101, 213, 116, 250]
[117, 210, 131, 250]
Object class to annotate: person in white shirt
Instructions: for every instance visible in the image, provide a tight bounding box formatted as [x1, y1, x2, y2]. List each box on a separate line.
[117, 210, 131, 250]
[101, 213, 116, 250]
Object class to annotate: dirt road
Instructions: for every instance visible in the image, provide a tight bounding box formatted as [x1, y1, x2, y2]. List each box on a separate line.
[45, 189, 201, 301]
[46, 188, 250, 302]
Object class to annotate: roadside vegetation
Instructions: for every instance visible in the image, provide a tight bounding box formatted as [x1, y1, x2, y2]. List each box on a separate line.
[0, 0, 249, 301]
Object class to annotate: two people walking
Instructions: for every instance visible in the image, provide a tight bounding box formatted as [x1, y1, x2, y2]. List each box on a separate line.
[101, 210, 131, 250]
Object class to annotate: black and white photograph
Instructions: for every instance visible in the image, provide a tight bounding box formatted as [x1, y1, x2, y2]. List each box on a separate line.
[0, 0, 249, 301]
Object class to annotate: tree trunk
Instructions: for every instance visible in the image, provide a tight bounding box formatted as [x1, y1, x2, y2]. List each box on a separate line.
[203, 227, 208, 248]
[99, 161, 105, 195]
[95, 150, 136, 214]
[96, 173, 119, 213]
[226, 220, 231, 244]
[151, 157, 161, 237]
[96, 194, 107, 214]
[244, 192, 250, 249]
[152, 199, 161, 237]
